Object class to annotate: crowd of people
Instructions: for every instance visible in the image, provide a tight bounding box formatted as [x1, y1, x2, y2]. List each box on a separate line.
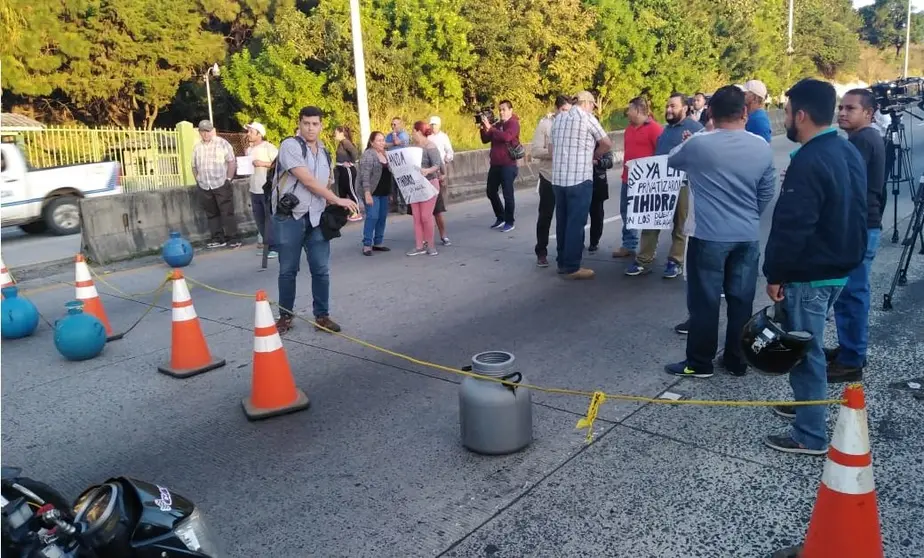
[188, 74, 885, 458]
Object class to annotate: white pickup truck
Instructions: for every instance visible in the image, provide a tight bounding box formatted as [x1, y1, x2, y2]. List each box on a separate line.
[1, 142, 122, 235]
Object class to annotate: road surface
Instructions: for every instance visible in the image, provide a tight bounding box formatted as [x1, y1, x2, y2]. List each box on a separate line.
[2, 125, 922, 557]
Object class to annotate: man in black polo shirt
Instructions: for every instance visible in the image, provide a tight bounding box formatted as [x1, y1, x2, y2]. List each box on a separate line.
[826, 89, 887, 383]
[762, 78, 867, 456]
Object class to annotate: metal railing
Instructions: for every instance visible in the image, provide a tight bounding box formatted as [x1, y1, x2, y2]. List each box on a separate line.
[9, 127, 185, 192]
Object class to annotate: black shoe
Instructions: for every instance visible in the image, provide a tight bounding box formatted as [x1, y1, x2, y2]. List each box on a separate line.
[674, 319, 689, 335]
[490, 219, 504, 229]
[763, 434, 827, 456]
[588, 244, 599, 253]
[827, 361, 863, 383]
[664, 361, 714, 378]
[716, 356, 747, 377]
[772, 405, 796, 419]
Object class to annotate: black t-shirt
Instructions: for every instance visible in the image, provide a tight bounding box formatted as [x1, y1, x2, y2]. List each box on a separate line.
[373, 162, 392, 197]
[848, 126, 886, 229]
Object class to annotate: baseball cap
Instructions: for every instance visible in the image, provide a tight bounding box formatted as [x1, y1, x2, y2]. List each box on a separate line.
[245, 122, 267, 137]
[198, 119, 214, 131]
[429, 116, 441, 126]
[737, 80, 768, 99]
[575, 90, 597, 106]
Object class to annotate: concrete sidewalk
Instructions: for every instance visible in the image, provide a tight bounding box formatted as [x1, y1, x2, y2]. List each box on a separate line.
[2, 138, 922, 557]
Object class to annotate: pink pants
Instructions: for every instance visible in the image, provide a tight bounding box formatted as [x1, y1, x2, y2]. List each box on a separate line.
[411, 195, 438, 249]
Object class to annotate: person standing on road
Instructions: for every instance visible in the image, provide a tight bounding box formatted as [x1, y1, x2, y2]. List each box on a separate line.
[825, 88, 887, 383]
[192, 120, 240, 249]
[272, 106, 359, 334]
[480, 101, 521, 233]
[659, 85, 776, 379]
[587, 138, 611, 253]
[358, 131, 392, 256]
[386, 117, 412, 214]
[614, 97, 662, 260]
[763, 78, 867, 456]
[549, 91, 613, 280]
[429, 116, 454, 246]
[406, 121, 445, 257]
[334, 126, 362, 222]
[739, 80, 772, 143]
[245, 122, 278, 258]
[690, 92, 708, 124]
[626, 93, 702, 278]
[531, 95, 573, 267]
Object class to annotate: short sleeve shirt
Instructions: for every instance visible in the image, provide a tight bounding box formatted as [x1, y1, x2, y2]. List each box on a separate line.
[246, 142, 279, 195]
[192, 137, 235, 190]
[273, 137, 332, 227]
[549, 107, 607, 186]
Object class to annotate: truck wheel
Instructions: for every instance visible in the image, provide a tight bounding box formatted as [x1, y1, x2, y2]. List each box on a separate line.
[19, 221, 48, 234]
[44, 195, 82, 235]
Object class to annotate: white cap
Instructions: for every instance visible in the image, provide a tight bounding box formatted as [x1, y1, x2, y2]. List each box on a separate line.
[245, 122, 267, 137]
[737, 80, 768, 99]
[429, 116, 441, 126]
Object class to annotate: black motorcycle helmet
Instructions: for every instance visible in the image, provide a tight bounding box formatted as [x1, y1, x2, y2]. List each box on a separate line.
[740, 303, 814, 375]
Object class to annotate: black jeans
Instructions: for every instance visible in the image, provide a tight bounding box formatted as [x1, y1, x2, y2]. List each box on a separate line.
[197, 183, 238, 242]
[589, 172, 608, 248]
[535, 174, 555, 257]
[685, 237, 760, 374]
[486, 165, 518, 224]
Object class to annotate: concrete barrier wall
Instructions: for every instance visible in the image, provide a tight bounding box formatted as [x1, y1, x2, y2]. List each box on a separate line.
[81, 112, 787, 264]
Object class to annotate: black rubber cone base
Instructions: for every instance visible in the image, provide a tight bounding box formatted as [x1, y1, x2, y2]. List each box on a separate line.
[242, 389, 310, 421]
[157, 358, 226, 379]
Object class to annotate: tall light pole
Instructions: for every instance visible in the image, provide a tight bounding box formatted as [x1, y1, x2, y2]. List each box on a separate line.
[903, 0, 912, 78]
[350, 0, 371, 149]
[204, 63, 220, 123]
[787, 0, 795, 55]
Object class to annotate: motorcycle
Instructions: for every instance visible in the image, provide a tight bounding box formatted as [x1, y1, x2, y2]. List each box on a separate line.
[1, 466, 220, 557]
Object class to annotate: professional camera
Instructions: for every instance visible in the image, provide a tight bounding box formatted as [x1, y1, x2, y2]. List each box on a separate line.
[474, 106, 498, 126]
[594, 151, 615, 171]
[870, 77, 924, 114]
[275, 192, 300, 217]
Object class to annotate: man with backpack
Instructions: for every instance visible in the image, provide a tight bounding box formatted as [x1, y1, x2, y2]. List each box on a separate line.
[272, 106, 359, 334]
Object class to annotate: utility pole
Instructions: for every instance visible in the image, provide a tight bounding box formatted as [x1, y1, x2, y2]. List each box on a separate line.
[350, 0, 371, 149]
[787, 0, 795, 56]
[903, 0, 912, 78]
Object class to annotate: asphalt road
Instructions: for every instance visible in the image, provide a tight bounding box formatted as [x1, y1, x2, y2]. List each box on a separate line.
[2, 123, 923, 557]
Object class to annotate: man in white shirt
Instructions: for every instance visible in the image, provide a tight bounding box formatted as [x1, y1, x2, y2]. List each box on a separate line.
[429, 116, 455, 245]
[549, 91, 613, 280]
[245, 122, 279, 258]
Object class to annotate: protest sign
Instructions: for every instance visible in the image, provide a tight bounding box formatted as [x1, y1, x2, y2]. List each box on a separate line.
[625, 155, 685, 230]
[386, 147, 438, 204]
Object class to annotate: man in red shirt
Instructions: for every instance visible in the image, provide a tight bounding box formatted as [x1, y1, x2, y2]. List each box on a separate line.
[613, 97, 662, 258]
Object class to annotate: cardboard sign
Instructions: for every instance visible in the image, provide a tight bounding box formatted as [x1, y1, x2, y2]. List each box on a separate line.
[386, 147, 438, 204]
[625, 155, 685, 230]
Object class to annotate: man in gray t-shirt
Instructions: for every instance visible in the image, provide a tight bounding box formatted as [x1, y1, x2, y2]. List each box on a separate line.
[272, 106, 359, 335]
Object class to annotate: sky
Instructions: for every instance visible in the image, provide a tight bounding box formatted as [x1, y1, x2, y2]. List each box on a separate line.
[852, 0, 924, 10]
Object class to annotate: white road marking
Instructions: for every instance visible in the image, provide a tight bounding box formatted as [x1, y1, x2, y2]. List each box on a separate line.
[549, 215, 621, 240]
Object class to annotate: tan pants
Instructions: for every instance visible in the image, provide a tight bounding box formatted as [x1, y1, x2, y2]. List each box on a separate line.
[636, 186, 689, 266]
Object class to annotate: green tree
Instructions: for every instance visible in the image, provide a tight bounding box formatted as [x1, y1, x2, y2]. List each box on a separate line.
[793, 0, 861, 78]
[860, 0, 924, 56]
[1, 0, 226, 128]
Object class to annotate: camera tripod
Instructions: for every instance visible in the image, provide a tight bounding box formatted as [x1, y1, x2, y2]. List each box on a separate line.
[883, 110, 919, 244]
[883, 173, 924, 311]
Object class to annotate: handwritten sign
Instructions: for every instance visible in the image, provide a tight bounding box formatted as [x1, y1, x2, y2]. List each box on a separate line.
[386, 147, 438, 204]
[625, 155, 685, 230]
[236, 156, 254, 176]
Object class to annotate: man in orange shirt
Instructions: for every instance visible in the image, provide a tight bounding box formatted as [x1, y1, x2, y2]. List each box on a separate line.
[613, 97, 662, 258]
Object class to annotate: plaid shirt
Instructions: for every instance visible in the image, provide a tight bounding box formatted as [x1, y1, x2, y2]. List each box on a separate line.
[549, 107, 607, 186]
[192, 136, 235, 190]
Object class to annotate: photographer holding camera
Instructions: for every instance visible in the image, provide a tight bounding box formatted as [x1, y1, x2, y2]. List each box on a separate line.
[272, 106, 359, 335]
[479, 100, 521, 232]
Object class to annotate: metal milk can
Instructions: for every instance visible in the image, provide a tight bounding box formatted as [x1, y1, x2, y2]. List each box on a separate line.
[459, 350, 533, 455]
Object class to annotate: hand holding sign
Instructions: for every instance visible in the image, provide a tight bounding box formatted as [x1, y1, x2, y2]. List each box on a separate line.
[624, 155, 686, 230]
[386, 148, 439, 205]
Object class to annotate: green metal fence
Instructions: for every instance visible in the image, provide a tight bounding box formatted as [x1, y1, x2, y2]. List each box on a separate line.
[9, 127, 185, 192]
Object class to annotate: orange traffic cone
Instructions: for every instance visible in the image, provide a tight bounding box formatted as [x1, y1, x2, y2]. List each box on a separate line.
[157, 270, 226, 378]
[242, 290, 309, 420]
[1, 255, 14, 299]
[74, 254, 122, 341]
[773, 384, 883, 558]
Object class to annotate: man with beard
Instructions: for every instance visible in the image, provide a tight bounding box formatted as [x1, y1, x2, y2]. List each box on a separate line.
[626, 93, 703, 279]
[763, 79, 866, 456]
[824, 88, 886, 383]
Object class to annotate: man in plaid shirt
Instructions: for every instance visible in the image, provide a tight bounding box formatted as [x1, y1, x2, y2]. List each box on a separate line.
[549, 91, 613, 280]
[192, 120, 240, 248]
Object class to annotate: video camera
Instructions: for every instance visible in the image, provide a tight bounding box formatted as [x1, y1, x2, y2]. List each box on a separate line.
[474, 106, 498, 126]
[870, 77, 924, 114]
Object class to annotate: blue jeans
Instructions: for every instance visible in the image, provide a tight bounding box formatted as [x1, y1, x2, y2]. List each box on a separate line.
[362, 196, 389, 247]
[553, 181, 593, 273]
[833, 228, 881, 367]
[685, 238, 760, 373]
[273, 215, 331, 319]
[784, 282, 843, 450]
[619, 182, 639, 251]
